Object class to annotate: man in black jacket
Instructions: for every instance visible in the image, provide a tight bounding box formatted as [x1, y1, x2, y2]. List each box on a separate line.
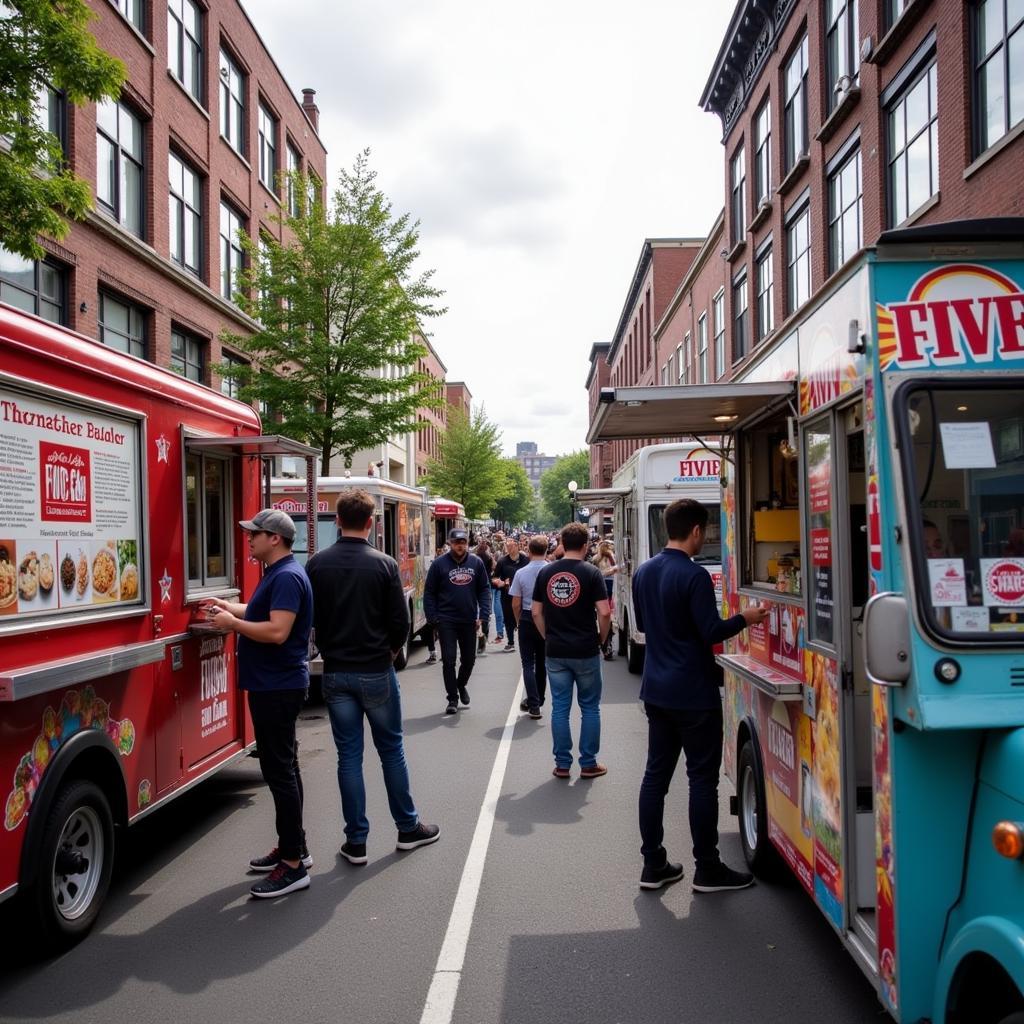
[305, 489, 439, 865]
[492, 537, 529, 652]
[423, 528, 491, 715]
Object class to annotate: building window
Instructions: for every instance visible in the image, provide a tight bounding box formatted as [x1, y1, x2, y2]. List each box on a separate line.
[286, 142, 301, 216]
[887, 0, 908, 29]
[96, 99, 144, 238]
[975, 0, 1024, 154]
[753, 99, 771, 206]
[828, 147, 862, 272]
[732, 274, 749, 363]
[34, 84, 66, 154]
[220, 351, 248, 398]
[219, 48, 245, 155]
[784, 36, 809, 173]
[219, 200, 245, 301]
[185, 451, 231, 586]
[258, 102, 277, 191]
[786, 203, 811, 314]
[888, 60, 938, 226]
[697, 312, 709, 383]
[169, 151, 201, 276]
[0, 249, 65, 324]
[712, 290, 726, 378]
[730, 144, 747, 245]
[826, 0, 860, 110]
[98, 292, 146, 359]
[109, 0, 143, 31]
[171, 328, 204, 383]
[306, 172, 322, 212]
[675, 342, 683, 384]
[682, 332, 692, 384]
[167, 0, 202, 102]
[756, 247, 774, 340]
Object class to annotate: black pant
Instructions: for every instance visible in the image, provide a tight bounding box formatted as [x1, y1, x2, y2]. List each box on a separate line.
[517, 614, 546, 707]
[638, 703, 723, 869]
[500, 593, 517, 645]
[437, 621, 477, 699]
[248, 688, 307, 861]
[422, 622, 436, 653]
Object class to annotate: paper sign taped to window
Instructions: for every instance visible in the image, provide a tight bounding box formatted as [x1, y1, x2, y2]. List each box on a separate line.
[939, 422, 996, 469]
[928, 558, 966, 607]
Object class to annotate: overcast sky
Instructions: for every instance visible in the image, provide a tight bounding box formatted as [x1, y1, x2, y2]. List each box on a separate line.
[243, 0, 735, 458]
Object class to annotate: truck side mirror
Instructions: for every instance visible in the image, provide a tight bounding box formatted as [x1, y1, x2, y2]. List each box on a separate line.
[863, 592, 912, 686]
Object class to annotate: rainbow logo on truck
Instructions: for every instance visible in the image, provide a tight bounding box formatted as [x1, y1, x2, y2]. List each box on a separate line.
[672, 447, 721, 484]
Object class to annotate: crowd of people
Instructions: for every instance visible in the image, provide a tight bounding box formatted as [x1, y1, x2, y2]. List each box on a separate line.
[205, 493, 767, 901]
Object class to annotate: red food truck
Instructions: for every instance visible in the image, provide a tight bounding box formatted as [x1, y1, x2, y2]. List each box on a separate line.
[0, 303, 316, 949]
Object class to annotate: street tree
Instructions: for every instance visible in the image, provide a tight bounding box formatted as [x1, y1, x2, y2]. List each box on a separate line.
[220, 150, 445, 474]
[490, 459, 535, 529]
[539, 450, 590, 527]
[0, 0, 125, 259]
[424, 406, 507, 520]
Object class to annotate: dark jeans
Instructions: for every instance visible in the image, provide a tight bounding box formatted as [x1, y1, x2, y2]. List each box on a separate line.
[500, 593, 516, 644]
[437, 621, 477, 699]
[638, 703, 724, 870]
[248, 688, 307, 861]
[422, 622, 436, 654]
[517, 614, 546, 708]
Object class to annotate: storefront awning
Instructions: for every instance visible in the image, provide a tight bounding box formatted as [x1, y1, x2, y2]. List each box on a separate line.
[573, 487, 630, 507]
[586, 382, 795, 443]
[184, 434, 319, 458]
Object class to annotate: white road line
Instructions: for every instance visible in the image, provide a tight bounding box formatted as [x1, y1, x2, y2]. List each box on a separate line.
[419, 675, 524, 1024]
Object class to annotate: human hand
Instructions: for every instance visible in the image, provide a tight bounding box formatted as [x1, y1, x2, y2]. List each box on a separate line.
[742, 604, 770, 627]
[210, 609, 236, 631]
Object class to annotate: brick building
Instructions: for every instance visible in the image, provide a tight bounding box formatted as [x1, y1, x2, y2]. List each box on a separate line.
[515, 443, 557, 493]
[414, 335, 448, 482]
[1, 0, 327, 397]
[585, 343, 612, 488]
[700, 0, 1024, 374]
[445, 381, 473, 420]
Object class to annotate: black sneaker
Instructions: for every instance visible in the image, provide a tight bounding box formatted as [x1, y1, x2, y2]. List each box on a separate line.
[520, 698, 530, 711]
[250, 861, 310, 898]
[397, 822, 441, 851]
[640, 861, 685, 891]
[426, 652, 438, 664]
[249, 845, 313, 873]
[692, 862, 755, 893]
[528, 707, 542, 720]
[477, 636, 486, 654]
[503, 643, 515, 652]
[458, 685, 470, 706]
[340, 842, 368, 865]
[445, 700, 458, 715]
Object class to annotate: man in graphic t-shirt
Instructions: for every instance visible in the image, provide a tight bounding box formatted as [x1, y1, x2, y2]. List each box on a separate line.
[493, 538, 529, 652]
[531, 522, 612, 779]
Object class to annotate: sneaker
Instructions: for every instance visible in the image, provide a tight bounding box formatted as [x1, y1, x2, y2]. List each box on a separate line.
[640, 861, 685, 891]
[492, 635, 504, 644]
[249, 845, 313, 873]
[426, 652, 438, 664]
[692, 862, 755, 893]
[552, 766, 571, 779]
[520, 698, 530, 711]
[528, 707, 543, 720]
[445, 700, 458, 715]
[477, 637, 486, 654]
[604, 651, 615, 661]
[340, 842, 368, 865]
[503, 643, 515, 652]
[458, 686, 470, 706]
[580, 763, 608, 779]
[396, 822, 441, 851]
[250, 862, 310, 898]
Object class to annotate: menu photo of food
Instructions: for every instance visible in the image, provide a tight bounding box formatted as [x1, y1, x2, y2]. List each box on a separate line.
[57, 540, 92, 607]
[90, 539, 120, 604]
[0, 540, 17, 617]
[117, 539, 139, 603]
[16, 539, 58, 613]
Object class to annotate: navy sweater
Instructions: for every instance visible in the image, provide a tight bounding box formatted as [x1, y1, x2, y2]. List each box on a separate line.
[632, 548, 746, 711]
[424, 551, 492, 624]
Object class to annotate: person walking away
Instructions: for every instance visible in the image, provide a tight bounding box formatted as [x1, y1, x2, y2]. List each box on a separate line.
[632, 499, 769, 893]
[592, 540, 619, 660]
[532, 522, 611, 779]
[510, 535, 549, 718]
[494, 538, 529, 652]
[206, 509, 314, 899]
[424, 529, 491, 714]
[305, 489, 440, 864]
[474, 539, 495, 653]
[489, 532, 507, 643]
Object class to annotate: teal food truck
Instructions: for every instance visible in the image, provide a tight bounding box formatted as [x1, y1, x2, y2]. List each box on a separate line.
[587, 221, 1024, 1023]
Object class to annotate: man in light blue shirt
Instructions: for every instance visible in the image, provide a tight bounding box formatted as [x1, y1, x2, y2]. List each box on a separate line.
[509, 535, 550, 718]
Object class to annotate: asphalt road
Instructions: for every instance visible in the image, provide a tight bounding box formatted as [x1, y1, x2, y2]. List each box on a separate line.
[0, 643, 887, 1024]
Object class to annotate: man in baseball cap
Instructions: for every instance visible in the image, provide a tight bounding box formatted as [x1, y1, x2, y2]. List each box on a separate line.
[238, 508, 297, 540]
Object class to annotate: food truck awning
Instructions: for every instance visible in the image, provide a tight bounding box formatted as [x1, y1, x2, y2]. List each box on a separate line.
[573, 487, 630, 507]
[184, 434, 319, 458]
[586, 382, 795, 443]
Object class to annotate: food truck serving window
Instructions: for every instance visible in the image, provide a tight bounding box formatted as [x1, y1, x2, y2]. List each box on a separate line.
[185, 451, 231, 588]
[0, 378, 146, 625]
[739, 409, 803, 596]
[896, 380, 1024, 640]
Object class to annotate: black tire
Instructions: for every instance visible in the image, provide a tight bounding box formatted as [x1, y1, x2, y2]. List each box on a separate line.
[737, 741, 782, 878]
[392, 605, 413, 671]
[29, 778, 115, 951]
[996, 1014, 1024, 1024]
[626, 630, 645, 675]
[617, 614, 628, 656]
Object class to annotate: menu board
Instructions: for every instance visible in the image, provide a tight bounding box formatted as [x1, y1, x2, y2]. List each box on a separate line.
[0, 384, 144, 622]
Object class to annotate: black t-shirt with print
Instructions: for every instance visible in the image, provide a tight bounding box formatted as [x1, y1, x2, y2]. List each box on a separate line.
[532, 558, 607, 658]
[495, 553, 529, 591]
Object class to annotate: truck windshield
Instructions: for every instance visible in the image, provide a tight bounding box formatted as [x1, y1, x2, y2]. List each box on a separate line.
[649, 504, 722, 564]
[898, 381, 1024, 640]
[290, 517, 339, 565]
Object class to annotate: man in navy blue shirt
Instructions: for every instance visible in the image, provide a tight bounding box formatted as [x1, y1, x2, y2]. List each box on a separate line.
[207, 508, 314, 899]
[632, 499, 767, 893]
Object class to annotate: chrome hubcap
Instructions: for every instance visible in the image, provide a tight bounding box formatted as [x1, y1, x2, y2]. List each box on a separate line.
[741, 766, 758, 851]
[52, 805, 104, 921]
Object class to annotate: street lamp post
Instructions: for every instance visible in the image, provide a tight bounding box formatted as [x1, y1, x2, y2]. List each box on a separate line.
[568, 479, 578, 523]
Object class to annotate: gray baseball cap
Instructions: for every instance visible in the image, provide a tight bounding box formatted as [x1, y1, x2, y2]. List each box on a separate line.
[238, 508, 296, 541]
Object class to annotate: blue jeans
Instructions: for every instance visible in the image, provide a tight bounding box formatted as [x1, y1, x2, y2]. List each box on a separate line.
[493, 591, 505, 636]
[322, 668, 418, 843]
[546, 655, 603, 769]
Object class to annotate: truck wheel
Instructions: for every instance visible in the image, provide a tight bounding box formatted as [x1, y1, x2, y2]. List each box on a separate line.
[30, 779, 115, 950]
[737, 741, 781, 878]
[995, 1014, 1024, 1024]
[392, 607, 413, 670]
[626, 631, 645, 675]
[617, 614, 628, 657]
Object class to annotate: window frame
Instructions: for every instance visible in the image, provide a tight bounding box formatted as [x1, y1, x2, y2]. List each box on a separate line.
[219, 199, 245, 302]
[98, 291, 147, 359]
[184, 448, 233, 590]
[783, 35, 810, 173]
[730, 142, 747, 246]
[973, 0, 1024, 156]
[109, 0, 144, 32]
[786, 199, 811, 315]
[712, 288, 726, 380]
[257, 101, 278, 191]
[697, 311, 709, 383]
[169, 150, 202, 277]
[286, 141, 301, 216]
[0, 251, 66, 325]
[756, 243, 775, 341]
[825, 0, 860, 111]
[170, 327, 205, 383]
[168, 0, 203, 103]
[219, 47, 246, 155]
[886, 56, 939, 227]
[753, 98, 772, 206]
[220, 350, 248, 399]
[827, 144, 862, 273]
[95, 98, 145, 239]
[732, 271, 749, 364]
